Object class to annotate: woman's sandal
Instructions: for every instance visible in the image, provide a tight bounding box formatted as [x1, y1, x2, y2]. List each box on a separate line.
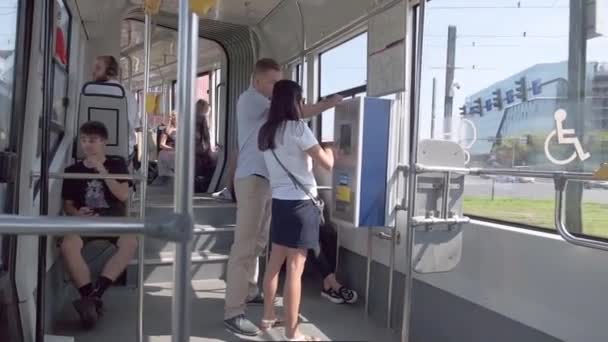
[260, 317, 284, 331]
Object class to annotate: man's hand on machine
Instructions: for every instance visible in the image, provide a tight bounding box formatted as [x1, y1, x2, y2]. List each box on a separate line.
[325, 94, 343, 107]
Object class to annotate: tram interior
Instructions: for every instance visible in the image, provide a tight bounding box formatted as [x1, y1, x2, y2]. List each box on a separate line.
[1, 0, 608, 342]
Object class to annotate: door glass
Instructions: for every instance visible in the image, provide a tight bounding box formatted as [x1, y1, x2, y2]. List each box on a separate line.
[419, 0, 608, 237]
[0, 0, 19, 152]
[0, 0, 20, 270]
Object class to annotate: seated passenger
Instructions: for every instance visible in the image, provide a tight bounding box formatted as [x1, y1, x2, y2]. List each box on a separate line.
[60, 121, 137, 329]
[88, 55, 142, 165]
[195, 99, 217, 192]
[154, 112, 177, 186]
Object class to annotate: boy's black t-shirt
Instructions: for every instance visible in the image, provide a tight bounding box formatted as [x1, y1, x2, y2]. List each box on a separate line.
[61, 156, 130, 217]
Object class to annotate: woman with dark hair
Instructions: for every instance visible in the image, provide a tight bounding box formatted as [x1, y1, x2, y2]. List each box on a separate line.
[194, 99, 217, 192]
[258, 80, 334, 341]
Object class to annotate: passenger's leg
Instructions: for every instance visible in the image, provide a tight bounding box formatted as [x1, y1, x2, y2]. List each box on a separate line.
[226, 152, 237, 195]
[261, 243, 287, 329]
[316, 225, 338, 291]
[311, 244, 344, 304]
[96, 235, 138, 298]
[157, 150, 175, 177]
[60, 235, 98, 329]
[249, 194, 272, 300]
[224, 176, 270, 335]
[213, 151, 237, 201]
[317, 224, 358, 304]
[60, 235, 91, 289]
[283, 247, 308, 339]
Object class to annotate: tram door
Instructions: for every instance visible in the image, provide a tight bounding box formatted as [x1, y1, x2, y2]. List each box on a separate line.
[0, 0, 30, 340]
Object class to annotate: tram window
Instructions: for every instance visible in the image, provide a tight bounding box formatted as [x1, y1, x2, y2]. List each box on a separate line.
[0, 0, 20, 268]
[318, 33, 368, 142]
[295, 63, 302, 84]
[36, 0, 71, 158]
[52, 63, 68, 125]
[420, 0, 608, 238]
[55, 0, 70, 67]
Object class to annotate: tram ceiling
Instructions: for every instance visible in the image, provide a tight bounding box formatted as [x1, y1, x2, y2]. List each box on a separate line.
[129, 0, 284, 26]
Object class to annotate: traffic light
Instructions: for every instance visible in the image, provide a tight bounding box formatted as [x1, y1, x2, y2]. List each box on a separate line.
[492, 89, 503, 110]
[472, 97, 483, 116]
[459, 105, 468, 116]
[514, 77, 527, 101]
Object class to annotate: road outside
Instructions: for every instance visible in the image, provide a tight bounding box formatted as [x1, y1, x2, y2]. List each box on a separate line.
[463, 176, 608, 238]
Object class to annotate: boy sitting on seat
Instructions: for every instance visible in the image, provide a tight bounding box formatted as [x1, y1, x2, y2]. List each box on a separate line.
[60, 121, 138, 329]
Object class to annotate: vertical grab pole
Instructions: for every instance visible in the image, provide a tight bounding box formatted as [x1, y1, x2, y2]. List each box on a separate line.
[136, 12, 152, 342]
[441, 172, 451, 219]
[401, 1, 426, 341]
[365, 228, 372, 314]
[37, 0, 55, 341]
[173, 1, 197, 341]
[387, 225, 396, 328]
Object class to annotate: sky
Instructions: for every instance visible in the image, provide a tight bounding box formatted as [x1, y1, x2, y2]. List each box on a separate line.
[316, 0, 608, 145]
[420, 0, 608, 141]
[0, 0, 605, 146]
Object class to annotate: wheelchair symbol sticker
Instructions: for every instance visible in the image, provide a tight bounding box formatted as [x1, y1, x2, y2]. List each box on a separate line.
[458, 118, 477, 165]
[544, 109, 591, 165]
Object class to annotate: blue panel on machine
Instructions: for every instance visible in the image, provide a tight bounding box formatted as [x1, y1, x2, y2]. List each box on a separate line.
[332, 96, 392, 228]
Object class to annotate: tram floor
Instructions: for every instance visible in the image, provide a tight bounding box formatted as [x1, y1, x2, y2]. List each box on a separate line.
[53, 278, 399, 341]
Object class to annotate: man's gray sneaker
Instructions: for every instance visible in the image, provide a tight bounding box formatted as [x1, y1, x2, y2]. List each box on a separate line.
[223, 314, 260, 336]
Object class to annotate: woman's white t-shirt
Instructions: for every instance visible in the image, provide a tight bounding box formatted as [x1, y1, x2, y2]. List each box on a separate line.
[263, 120, 319, 200]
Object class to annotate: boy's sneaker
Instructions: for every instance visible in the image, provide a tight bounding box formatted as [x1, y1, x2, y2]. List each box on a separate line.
[321, 288, 345, 304]
[73, 297, 101, 330]
[212, 187, 233, 202]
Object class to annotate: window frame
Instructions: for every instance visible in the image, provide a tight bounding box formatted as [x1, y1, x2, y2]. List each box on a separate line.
[415, 1, 608, 241]
[171, 70, 211, 111]
[33, 0, 72, 197]
[316, 32, 369, 142]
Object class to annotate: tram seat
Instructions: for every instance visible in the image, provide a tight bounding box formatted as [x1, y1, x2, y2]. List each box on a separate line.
[75, 81, 130, 161]
[60, 82, 132, 283]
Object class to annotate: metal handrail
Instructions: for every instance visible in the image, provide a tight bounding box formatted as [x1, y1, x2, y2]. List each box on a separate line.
[554, 178, 608, 251]
[0, 213, 192, 242]
[31, 171, 145, 182]
[412, 216, 470, 226]
[414, 163, 608, 251]
[415, 163, 598, 181]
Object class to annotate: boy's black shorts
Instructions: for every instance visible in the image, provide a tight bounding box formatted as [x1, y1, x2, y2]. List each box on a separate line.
[57, 236, 119, 246]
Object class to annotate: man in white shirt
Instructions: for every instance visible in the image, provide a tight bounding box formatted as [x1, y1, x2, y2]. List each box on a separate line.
[223, 58, 342, 336]
[87, 56, 141, 163]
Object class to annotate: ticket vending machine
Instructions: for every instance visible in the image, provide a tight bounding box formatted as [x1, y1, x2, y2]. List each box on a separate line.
[332, 96, 392, 227]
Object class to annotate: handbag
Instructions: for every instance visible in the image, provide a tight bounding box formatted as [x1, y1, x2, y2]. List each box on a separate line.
[271, 150, 325, 225]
